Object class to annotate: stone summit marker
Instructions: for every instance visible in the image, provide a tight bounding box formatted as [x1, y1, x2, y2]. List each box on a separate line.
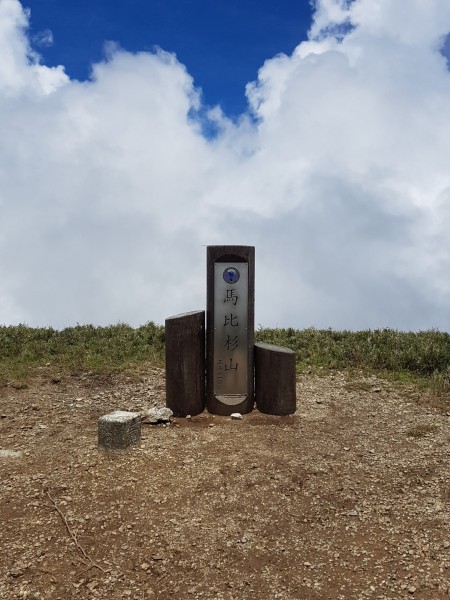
[164, 245, 296, 418]
[206, 246, 255, 416]
[98, 245, 295, 450]
[99, 245, 297, 450]
[99, 246, 296, 450]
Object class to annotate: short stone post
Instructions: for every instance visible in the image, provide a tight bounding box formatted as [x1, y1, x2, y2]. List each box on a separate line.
[98, 411, 141, 450]
[165, 310, 205, 417]
[254, 343, 296, 415]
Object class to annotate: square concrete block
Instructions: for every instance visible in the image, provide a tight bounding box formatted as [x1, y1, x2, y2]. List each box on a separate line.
[98, 411, 141, 450]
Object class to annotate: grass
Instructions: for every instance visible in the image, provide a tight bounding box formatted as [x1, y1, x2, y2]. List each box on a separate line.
[0, 325, 449, 399]
[255, 326, 450, 385]
[0, 322, 165, 386]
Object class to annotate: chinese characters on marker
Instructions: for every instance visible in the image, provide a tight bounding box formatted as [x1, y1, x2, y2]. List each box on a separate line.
[224, 335, 238, 351]
[224, 313, 238, 327]
[225, 289, 238, 305]
[214, 262, 248, 397]
[223, 278, 239, 373]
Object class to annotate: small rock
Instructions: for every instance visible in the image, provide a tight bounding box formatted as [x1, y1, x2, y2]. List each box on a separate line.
[231, 413, 242, 420]
[141, 562, 150, 571]
[408, 586, 417, 594]
[315, 399, 323, 404]
[9, 568, 23, 578]
[371, 387, 382, 393]
[151, 554, 164, 561]
[186, 415, 192, 419]
[86, 581, 98, 591]
[143, 407, 173, 424]
[0, 449, 22, 458]
[443, 541, 450, 549]
[344, 447, 350, 451]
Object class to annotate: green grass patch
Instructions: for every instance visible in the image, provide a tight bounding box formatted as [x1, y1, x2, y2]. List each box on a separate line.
[256, 327, 449, 372]
[255, 327, 450, 395]
[1, 324, 449, 395]
[0, 322, 165, 385]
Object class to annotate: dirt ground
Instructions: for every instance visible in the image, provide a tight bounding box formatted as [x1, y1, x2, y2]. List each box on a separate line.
[1, 366, 449, 600]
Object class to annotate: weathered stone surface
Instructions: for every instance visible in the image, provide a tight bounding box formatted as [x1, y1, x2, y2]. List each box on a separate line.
[165, 311, 205, 417]
[98, 411, 141, 450]
[254, 342, 296, 415]
[142, 407, 173, 424]
[0, 449, 22, 458]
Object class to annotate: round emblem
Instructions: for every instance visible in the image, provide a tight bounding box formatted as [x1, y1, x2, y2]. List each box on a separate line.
[223, 267, 240, 284]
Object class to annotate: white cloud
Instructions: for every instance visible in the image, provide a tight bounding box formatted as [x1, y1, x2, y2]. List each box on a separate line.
[0, 0, 67, 95]
[32, 28, 53, 48]
[0, 0, 450, 330]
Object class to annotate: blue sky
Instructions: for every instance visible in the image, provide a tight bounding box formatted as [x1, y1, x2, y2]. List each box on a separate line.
[1, 0, 450, 330]
[25, 0, 313, 117]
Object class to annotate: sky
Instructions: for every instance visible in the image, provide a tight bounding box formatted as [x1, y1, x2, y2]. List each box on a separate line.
[1, 0, 450, 331]
[23, 0, 313, 118]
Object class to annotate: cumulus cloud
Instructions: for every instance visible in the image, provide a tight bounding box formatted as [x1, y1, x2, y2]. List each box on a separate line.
[1, 0, 450, 330]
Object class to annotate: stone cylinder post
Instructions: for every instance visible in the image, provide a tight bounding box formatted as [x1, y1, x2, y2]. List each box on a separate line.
[165, 310, 205, 417]
[254, 342, 296, 415]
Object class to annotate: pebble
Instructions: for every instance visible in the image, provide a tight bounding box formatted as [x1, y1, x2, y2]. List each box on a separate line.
[9, 568, 23, 578]
[408, 586, 417, 594]
[231, 413, 243, 420]
[143, 407, 173, 424]
[86, 581, 98, 591]
[315, 399, 323, 404]
[443, 541, 450, 549]
[0, 449, 22, 458]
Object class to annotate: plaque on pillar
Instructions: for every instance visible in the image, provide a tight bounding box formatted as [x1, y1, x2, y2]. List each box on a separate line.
[206, 246, 255, 415]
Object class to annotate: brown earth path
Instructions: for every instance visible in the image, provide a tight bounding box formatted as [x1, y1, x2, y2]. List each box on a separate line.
[1, 367, 449, 599]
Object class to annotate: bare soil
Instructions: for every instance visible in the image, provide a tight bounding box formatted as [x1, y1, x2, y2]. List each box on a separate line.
[1, 367, 449, 600]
